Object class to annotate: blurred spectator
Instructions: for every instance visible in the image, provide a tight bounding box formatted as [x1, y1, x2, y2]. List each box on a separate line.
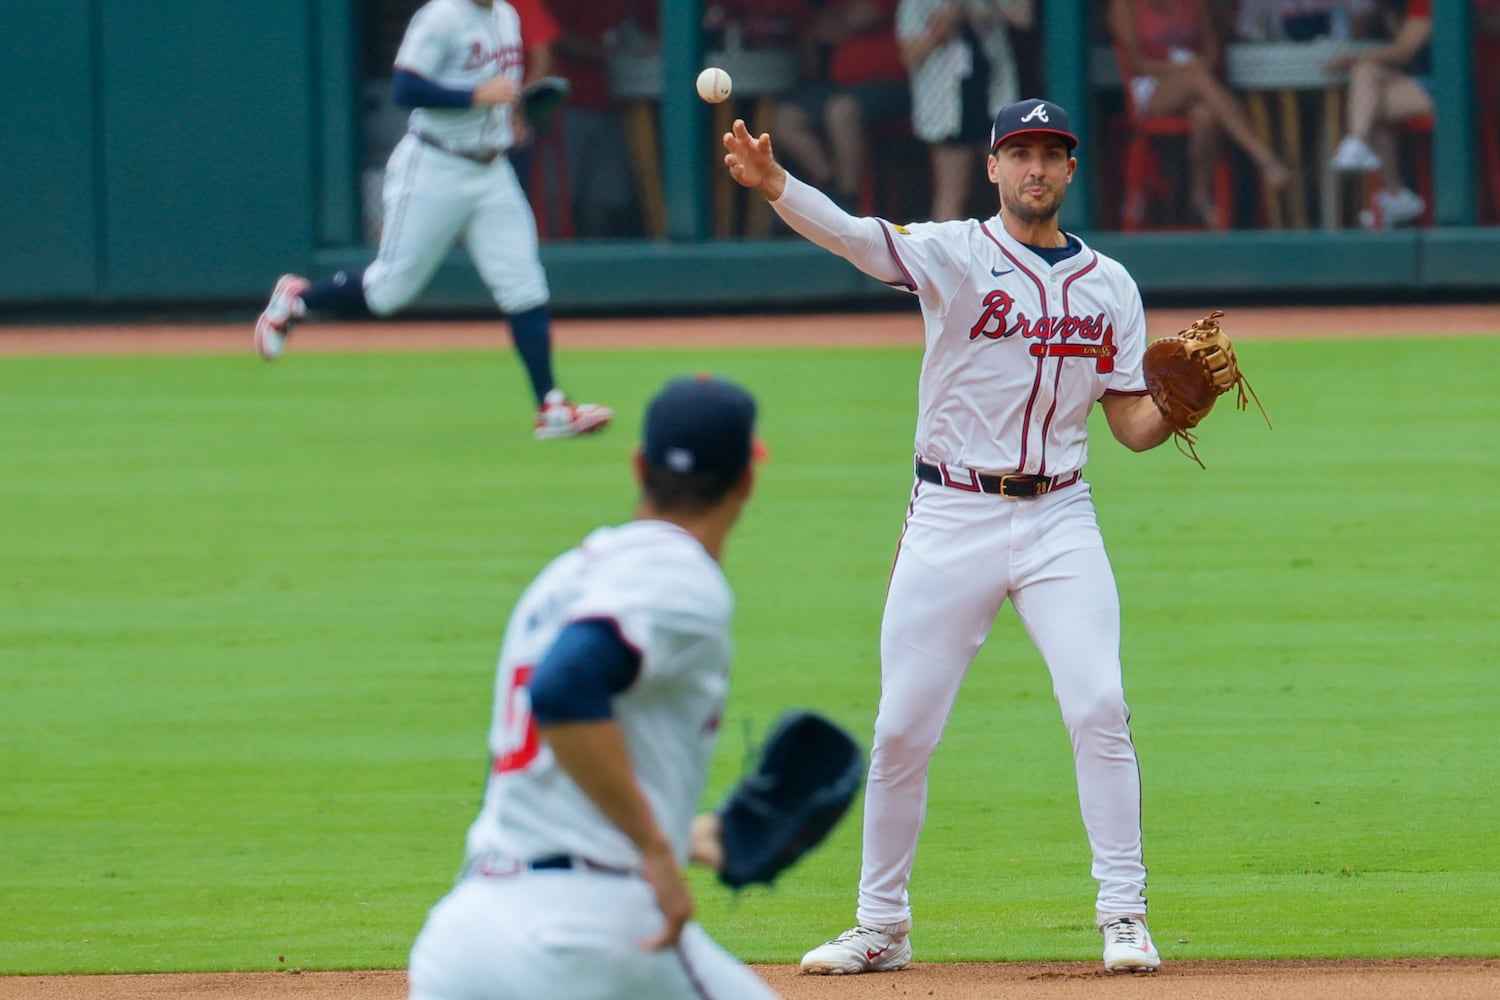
[510, 0, 557, 82]
[1480, 0, 1500, 221]
[1235, 0, 1378, 42]
[704, 0, 804, 50]
[553, 1, 656, 237]
[772, 0, 912, 212]
[1475, 0, 1500, 105]
[508, 0, 560, 199]
[1106, 0, 1292, 228]
[897, 0, 1036, 220]
[1325, 0, 1431, 227]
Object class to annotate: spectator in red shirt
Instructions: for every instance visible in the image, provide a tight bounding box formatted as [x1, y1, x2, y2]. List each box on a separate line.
[509, 0, 558, 83]
[507, 0, 560, 201]
[771, 0, 912, 211]
[554, 1, 657, 236]
[1474, 0, 1500, 107]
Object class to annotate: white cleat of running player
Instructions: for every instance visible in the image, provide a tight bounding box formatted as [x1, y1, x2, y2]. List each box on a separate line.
[254, 273, 309, 361]
[534, 388, 613, 440]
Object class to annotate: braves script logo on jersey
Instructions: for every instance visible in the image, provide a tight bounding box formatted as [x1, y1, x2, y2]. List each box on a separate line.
[463, 40, 524, 73]
[969, 290, 1117, 372]
[1020, 103, 1050, 123]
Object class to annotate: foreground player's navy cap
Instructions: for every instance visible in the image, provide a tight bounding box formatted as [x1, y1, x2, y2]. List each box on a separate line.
[990, 98, 1079, 151]
[643, 375, 764, 478]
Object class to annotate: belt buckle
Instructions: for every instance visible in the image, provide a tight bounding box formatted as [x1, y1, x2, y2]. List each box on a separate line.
[999, 474, 1046, 498]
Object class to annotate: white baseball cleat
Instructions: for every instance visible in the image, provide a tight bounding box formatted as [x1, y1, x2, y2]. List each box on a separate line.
[799, 921, 912, 975]
[254, 273, 310, 361]
[1101, 915, 1161, 973]
[534, 388, 613, 440]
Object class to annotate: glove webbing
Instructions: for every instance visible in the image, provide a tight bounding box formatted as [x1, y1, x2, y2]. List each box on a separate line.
[1175, 371, 1270, 468]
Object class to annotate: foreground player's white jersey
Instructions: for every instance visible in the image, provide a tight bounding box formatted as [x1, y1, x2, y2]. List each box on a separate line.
[880, 217, 1149, 476]
[395, 0, 523, 152]
[465, 520, 732, 868]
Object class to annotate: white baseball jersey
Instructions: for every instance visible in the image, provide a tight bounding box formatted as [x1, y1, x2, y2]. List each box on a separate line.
[883, 216, 1148, 475]
[771, 174, 1149, 476]
[465, 519, 733, 869]
[395, 0, 523, 154]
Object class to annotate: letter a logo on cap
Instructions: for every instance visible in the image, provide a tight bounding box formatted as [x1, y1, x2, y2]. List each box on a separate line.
[1020, 102, 1049, 123]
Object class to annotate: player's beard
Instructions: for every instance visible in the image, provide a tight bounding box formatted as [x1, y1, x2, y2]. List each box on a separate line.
[1000, 182, 1064, 225]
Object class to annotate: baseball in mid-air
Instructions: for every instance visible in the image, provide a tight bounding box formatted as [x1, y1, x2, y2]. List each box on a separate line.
[696, 67, 732, 104]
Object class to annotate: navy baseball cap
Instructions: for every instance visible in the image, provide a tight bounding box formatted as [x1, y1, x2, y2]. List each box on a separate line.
[990, 98, 1078, 152]
[643, 375, 763, 478]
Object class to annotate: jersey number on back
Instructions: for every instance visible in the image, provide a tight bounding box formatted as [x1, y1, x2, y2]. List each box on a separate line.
[493, 664, 540, 773]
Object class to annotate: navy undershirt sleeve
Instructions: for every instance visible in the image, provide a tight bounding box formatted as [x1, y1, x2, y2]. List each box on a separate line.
[392, 68, 474, 109]
[530, 619, 643, 724]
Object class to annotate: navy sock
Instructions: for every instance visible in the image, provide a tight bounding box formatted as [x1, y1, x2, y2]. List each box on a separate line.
[301, 269, 370, 316]
[508, 306, 555, 407]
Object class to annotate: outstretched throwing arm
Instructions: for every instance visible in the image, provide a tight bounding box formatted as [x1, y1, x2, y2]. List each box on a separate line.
[721, 120, 902, 284]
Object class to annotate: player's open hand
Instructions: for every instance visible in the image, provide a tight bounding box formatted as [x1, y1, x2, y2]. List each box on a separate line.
[723, 119, 785, 199]
[638, 841, 694, 950]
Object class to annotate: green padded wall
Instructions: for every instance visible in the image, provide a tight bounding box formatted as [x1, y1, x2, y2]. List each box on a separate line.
[0, 4, 101, 301]
[96, 0, 317, 298]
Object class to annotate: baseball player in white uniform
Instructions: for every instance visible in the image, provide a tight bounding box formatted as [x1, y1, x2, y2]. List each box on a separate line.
[722, 98, 1172, 974]
[407, 375, 780, 1000]
[254, 0, 610, 441]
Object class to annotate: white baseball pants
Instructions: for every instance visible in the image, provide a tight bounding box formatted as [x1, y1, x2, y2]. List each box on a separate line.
[363, 134, 549, 318]
[408, 870, 778, 1000]
[856, 479, 1148, 926]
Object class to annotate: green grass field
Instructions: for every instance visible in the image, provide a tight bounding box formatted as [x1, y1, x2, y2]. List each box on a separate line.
[2, 336, 1496, 974]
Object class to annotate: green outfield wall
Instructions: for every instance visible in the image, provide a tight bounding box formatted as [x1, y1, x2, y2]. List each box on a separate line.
[1, 0, 1494, 314]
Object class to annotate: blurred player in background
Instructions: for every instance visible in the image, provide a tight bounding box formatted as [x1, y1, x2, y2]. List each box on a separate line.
[255, 0, 610, 440]
[406, 375, 778, 1000]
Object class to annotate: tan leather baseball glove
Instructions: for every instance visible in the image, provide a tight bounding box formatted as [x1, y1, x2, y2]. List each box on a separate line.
[1144, 310, 1270, 466]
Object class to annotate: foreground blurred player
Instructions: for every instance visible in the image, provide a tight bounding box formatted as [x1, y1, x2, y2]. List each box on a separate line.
[407, 375, 780, 999]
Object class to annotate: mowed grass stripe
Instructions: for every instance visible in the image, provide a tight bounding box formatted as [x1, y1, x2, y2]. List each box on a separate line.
[0, 337, 1495, 972]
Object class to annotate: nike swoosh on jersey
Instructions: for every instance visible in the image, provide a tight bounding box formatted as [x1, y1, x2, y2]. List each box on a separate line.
[990, 266, 1014, 276]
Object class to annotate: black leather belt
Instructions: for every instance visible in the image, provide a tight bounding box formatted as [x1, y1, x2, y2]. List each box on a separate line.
[528, 854, 635, 876]
[915, 459, 1081, 498]
[412, 131, 502, 165]
[468, 853, 636, 879]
